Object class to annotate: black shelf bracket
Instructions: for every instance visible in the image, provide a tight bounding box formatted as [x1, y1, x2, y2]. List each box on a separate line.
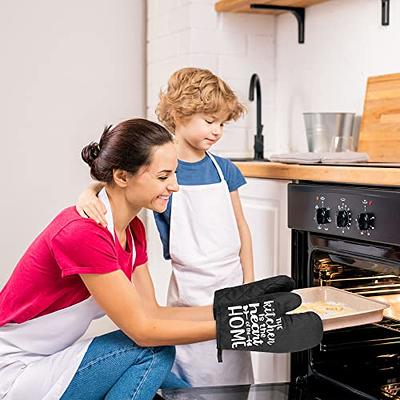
[382, 0, 390, 26]
[250, 4, 305, 44]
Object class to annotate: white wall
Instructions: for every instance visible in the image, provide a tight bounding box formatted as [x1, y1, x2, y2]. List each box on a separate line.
[275, 0, 400, 152]
[0, 0, 145, 288]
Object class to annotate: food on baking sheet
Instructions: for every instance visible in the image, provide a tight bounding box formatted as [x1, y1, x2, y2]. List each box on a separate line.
[371, 294, 400, 321]
[290, 301, 355, 318]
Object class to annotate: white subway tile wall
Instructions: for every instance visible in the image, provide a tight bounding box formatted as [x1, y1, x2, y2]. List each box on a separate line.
[147, 0, 276, 158]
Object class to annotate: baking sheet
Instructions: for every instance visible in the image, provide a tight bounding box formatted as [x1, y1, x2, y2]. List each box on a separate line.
[291, 286, 389, 331]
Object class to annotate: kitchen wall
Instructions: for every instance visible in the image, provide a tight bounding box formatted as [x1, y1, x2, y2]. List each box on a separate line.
[275, 0, 400, 152]
[0, 0, 145, 334]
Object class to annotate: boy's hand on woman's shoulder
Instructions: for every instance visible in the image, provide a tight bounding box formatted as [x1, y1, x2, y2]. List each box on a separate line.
[76, 184, 108, 227]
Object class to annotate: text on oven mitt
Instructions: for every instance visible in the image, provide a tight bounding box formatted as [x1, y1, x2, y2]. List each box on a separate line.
[214, 291, 323, 361]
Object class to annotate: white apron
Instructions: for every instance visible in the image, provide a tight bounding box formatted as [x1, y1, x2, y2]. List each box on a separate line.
[168, 153, 254, 387]
[0, 189, 128, 399]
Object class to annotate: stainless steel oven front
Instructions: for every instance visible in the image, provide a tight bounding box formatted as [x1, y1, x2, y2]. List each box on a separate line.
[288, 182, 400, 400]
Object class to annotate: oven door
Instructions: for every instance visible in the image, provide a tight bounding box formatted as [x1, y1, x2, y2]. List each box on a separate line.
[292, 232, 400, 400]
[160, 378, 360, 400]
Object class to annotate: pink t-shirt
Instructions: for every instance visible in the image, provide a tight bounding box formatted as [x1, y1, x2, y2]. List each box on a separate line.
[0, 207, 148, 326]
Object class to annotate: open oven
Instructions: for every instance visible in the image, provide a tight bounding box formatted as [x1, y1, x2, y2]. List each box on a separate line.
[289, 182, 400, 400]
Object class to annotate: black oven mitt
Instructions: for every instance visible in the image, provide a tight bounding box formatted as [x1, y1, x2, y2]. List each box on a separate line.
[213, 275, 295, 319]
[214, 290, 323, 362]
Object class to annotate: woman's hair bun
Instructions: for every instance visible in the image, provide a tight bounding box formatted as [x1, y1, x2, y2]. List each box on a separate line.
[81, 119, 172, 183]
[81, 141, 101, 166]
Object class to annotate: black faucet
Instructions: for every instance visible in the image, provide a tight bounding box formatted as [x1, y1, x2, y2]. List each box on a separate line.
[249, 73, 264, 160]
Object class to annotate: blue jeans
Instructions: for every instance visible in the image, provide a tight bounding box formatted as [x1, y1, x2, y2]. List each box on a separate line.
[61, 330, 190, 400]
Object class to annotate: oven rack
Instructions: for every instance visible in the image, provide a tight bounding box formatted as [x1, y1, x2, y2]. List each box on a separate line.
[320, 319, 400, 352]
[375, 319, 400, 334]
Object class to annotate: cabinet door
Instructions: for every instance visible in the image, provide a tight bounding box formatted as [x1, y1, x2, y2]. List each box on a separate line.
[239, 178, 291, 384]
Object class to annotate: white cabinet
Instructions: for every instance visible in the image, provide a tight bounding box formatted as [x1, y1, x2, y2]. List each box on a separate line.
[239, 178, 292, 384]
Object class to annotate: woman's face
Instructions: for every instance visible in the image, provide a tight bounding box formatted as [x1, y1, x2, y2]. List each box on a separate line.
[126, 142, 179, 213]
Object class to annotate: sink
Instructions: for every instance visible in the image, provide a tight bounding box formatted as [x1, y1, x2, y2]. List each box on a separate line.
[230, 157, 270, 162]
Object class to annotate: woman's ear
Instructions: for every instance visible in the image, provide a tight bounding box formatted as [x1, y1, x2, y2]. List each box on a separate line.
[112, 169, 130, 188]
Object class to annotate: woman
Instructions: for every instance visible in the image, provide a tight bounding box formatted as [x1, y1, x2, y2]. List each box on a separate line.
[0, 118, 323, 400]
[0, 119, 218, 400]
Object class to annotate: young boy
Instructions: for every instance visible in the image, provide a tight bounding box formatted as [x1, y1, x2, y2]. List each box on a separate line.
[77, 68, 255, 387]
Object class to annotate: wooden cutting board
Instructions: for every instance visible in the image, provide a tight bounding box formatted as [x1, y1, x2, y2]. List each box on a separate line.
[358, 73, 400, 162]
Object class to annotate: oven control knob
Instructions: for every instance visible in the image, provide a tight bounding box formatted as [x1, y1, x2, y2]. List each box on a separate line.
[357, 212, 375, 231]
[337, 210, 351, 227]
[316, 207, 331, 225]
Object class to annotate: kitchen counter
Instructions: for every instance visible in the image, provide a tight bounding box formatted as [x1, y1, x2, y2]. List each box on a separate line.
[235, 161, 400, 186]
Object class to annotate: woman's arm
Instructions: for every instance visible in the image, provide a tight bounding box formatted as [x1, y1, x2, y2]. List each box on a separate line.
[230, 190, 255, 284]
[131, 263, 213, 321]
[80, 270, 216, 347]
[76, 181, 107, 226]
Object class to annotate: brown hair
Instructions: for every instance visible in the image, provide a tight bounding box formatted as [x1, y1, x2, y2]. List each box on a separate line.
[156, 67, 246, 132]
[81, 118, 173, 182]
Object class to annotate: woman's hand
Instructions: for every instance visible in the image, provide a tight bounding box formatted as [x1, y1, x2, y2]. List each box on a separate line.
[76, 182, 107, 227]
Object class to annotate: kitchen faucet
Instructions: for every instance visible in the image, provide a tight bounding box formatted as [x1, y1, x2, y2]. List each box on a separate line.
[249, 73, 264, 160]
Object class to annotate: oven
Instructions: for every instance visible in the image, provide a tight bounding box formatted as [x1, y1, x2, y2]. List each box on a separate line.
[289, 182, 400, 400]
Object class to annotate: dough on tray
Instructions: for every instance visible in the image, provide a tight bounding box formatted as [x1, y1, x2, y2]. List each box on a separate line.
[290, 301, 354, 318]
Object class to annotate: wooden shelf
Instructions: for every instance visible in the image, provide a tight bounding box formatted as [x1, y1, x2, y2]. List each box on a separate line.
[215, 0, 328, 15]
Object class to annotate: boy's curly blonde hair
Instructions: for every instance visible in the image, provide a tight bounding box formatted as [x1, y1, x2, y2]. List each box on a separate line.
[156, 67, 246, 132]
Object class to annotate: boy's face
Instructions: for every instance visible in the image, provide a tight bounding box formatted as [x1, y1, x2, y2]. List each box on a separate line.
[174, 112, 228, 152]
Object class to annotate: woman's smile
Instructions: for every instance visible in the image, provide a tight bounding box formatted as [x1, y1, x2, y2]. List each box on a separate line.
[158, 194, 170, 202]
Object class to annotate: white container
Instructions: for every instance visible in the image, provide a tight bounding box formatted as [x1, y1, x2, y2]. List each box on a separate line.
[303, 112, 355, 153]
[292, 286, 389, 331]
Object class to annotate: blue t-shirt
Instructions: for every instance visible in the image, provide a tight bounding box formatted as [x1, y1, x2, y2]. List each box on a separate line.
[154, 153, 246, 260]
